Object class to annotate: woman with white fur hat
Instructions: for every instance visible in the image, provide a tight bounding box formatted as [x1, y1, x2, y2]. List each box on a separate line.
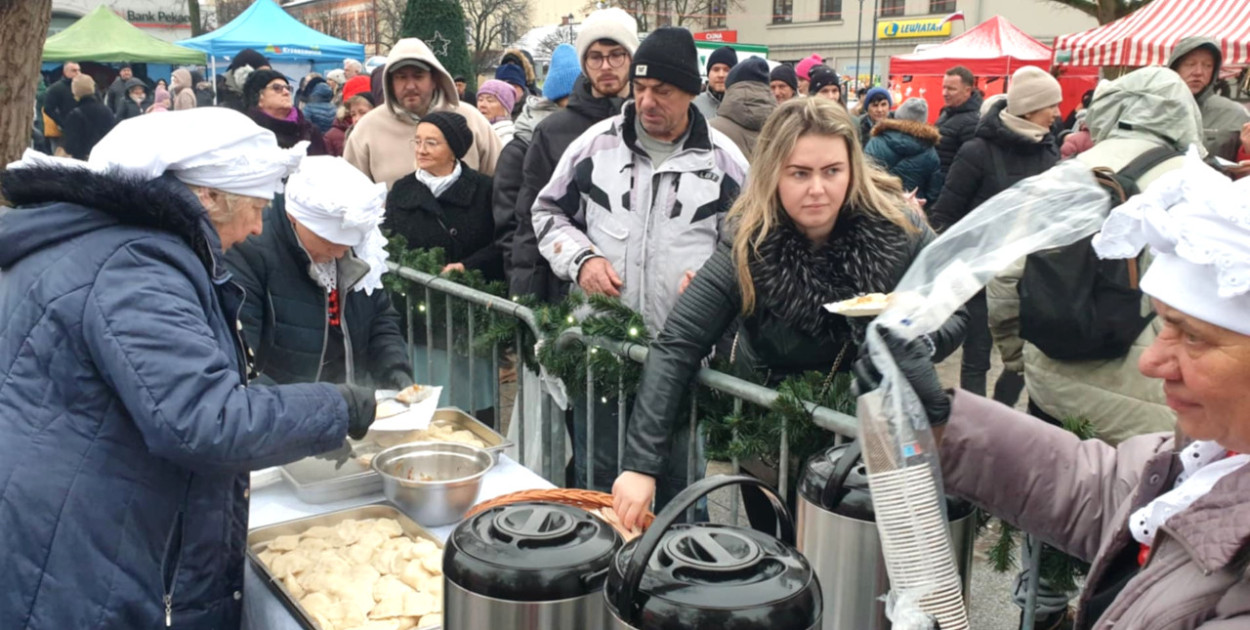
[0, 108, 379, 629]
[857, 150, 1250, 629]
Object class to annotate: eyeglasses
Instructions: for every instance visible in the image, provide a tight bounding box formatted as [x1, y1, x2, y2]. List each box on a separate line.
[409, 138, 443, 151]
[585, 50, 629, 69]
[268, 84, 292, 93]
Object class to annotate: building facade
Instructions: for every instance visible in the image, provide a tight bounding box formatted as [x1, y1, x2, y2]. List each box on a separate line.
[283, 0, 380, 55]
[51, 0, 197, 42]
[727, 0, 1097, 77]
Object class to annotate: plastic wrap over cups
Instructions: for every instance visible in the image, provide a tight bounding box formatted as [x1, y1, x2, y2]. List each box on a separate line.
[858, 160, 1112, 630]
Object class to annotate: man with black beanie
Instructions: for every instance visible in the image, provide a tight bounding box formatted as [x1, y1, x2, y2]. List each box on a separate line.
[694, 45, 737, 120]
[769, 64, 798, 103]
[531, 25, 749, 511]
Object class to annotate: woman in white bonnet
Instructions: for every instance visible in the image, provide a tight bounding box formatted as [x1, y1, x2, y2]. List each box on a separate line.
[858, 150, 1250, 629]
[0, 108, 379, 629]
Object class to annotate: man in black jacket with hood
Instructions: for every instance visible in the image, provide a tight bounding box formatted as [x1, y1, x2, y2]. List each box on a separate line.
[507, 7, 639, 303]
[935, 65, 984, 177]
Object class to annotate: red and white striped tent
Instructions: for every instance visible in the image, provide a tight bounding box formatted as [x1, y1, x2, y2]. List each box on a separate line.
[1053, 0, 1250, 67]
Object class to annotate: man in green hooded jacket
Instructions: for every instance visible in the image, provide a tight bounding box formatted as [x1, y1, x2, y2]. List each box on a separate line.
[1168, 36, 1250, 165]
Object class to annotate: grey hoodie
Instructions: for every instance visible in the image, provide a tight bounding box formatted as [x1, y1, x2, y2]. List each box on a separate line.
[1167, 36, 1250, 161]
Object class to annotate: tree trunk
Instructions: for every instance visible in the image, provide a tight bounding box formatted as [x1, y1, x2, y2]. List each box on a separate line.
[188, 0, 204, 36]
[0, 0, 52, 204]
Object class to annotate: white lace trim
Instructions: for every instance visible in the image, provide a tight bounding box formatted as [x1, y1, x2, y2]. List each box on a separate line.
[1129, 440, 1250, 547]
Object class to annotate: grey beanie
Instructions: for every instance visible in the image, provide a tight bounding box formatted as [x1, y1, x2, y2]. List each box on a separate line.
[895, 97, 929, 122]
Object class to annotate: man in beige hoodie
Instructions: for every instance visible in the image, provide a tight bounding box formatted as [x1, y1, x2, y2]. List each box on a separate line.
[345, 38, 502, 187]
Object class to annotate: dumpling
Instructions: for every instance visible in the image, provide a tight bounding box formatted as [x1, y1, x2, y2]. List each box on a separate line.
[269, 534, 301, 552]
[297, 537, 334, 552]
[371, 519, 404, 538]
[303, 525, 337, 539]
[399, 559, 432, 591]
[270, 550, 315, 577]
[416, 613, 441, 628]
[283, 573, 306, 600]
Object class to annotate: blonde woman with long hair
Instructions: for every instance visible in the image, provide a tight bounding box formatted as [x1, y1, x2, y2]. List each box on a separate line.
[612, 97, 968, 528]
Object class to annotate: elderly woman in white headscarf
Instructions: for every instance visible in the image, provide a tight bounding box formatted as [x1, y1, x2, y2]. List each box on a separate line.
[225, 156, 413, 388]
[0, 108, 378, 629]
[857, 150, 1250, 629]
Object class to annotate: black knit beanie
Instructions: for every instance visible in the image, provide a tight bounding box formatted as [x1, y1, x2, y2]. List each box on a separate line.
[808, 65, 840, 97]
[631, 27, 701, 96]
[420, 110, 473, 159]
[726, 57, 769, 87]
[229, 48, 270, 72]
[770, 64, 798, 92]
[243, 69, 288, 107]
[707, 46, 738, 73]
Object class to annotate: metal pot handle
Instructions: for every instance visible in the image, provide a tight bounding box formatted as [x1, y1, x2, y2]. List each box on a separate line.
[820, 440, 864, 510]
[614, 474, 794, 626]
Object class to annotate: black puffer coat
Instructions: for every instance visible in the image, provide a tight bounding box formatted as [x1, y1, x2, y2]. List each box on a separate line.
[928, 99, 1060, 233]
[509, 76, 624, 302]
[385, 164, 503, 281]
[935, 90, 984, 175]
[621, 210, 969, 476]
[224, 200, 410, 386]
[61, 95, 115, 160]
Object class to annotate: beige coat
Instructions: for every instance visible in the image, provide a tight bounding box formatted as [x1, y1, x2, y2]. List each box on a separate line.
[171, 69, 197, 111]
[942, 391, 1250, 629]
[344, 38, 502, 188]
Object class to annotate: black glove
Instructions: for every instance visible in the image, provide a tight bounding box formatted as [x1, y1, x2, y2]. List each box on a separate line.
[384, 368, 415, 390]
[853, 327, 952, 427]
[336, 384, 377, 440]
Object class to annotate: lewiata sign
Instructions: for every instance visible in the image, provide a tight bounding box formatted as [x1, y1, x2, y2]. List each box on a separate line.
[876, 17, 953, 39]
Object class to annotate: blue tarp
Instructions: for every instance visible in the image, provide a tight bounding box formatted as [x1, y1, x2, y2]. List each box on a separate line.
[177, 0, 364, 74]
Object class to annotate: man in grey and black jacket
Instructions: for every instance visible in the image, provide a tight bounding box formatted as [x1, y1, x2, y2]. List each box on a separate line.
[1168, 36, 1250, 164]
[532, 26, 748, 500]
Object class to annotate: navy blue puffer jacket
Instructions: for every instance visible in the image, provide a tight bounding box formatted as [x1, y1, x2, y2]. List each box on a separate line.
[303, 82, 337, 134]
[0, 166, 349, 629]
[864, 117, 945, 204]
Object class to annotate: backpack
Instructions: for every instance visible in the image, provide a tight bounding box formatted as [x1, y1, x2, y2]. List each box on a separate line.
[1017, 145, 1180, 362]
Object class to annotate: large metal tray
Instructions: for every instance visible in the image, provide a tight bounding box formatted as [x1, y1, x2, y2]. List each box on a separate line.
[281, 407, 511, 504]
[248, 503, 444, 630]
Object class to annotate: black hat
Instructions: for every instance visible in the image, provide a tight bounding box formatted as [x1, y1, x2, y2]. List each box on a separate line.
[726, 57, 768, 87]
[769, 64, 798, 92]
[243, 69, 288, 107]
[707, 45, 738, 73]
[229, 48, 270, 73]
[808, 64, 840, 97]
[631, 27, 701, 95]
[420, 110, 473, 159]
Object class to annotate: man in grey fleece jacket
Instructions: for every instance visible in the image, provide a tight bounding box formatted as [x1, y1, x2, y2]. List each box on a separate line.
[1168, 36, 1250, 164]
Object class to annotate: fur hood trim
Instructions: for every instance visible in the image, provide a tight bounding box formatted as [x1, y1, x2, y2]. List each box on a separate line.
[750, 209, 912, 339]
[872, 118, 941, 145]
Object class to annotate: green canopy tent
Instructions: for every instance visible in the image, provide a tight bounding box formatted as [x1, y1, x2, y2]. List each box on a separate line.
[43, 5, 205, 64]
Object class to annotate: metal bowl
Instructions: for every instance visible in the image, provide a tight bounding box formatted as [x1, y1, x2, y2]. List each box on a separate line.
[372, 442, 494, 527]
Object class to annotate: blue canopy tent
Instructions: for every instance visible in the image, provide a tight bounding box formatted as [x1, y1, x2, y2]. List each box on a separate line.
[177, 0, 364, 82]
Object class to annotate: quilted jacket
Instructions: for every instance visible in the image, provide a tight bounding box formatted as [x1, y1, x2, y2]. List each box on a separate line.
[0, 166, 348, 629]
[864, 118, 945, 203]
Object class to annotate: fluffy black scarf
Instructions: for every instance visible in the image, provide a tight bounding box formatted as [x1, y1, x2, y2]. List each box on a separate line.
[750, 208, 912, 339]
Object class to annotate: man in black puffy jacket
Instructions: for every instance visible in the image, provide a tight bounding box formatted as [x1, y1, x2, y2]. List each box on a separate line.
[934, 65, 983, 177]
[508, 7, 638, 303]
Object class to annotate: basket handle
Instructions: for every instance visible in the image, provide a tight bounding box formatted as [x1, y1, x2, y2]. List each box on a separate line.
[613, 474, 793, 626]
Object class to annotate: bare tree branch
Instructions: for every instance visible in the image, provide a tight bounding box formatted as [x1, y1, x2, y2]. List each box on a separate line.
[374, 0, 407, 51]
[1039, 0, 1156, 24]
[462, 0, 533, 77]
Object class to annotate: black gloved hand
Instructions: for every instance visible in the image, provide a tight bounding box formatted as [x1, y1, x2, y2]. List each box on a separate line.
[384, 368, 415, 390]
[853, 327, 952, 427]
[336, 384, 377, 440]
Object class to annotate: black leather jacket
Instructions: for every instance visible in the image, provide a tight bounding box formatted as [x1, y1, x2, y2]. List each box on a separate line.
[621, 212, 968, 476]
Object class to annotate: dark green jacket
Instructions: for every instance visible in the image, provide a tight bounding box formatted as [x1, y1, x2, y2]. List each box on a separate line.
[622, 209, 968, 476]
[224, 200, 411, 387]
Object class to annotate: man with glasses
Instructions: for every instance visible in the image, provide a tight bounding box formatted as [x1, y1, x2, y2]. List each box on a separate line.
[531, 26, 748, 504]
[508, 7, 640, 304]
[345, 38, 502, 188]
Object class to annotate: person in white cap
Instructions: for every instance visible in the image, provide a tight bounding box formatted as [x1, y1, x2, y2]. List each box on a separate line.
[225, 156, 412, 389]
[0, 108, 379, 629]
[856, 149, 1250, 630]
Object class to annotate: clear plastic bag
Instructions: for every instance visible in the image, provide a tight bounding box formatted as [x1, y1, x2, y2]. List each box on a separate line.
[859, 161, 1112, 629]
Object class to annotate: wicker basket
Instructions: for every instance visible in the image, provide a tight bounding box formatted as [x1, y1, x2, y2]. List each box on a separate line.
[465, 488, 655, 540]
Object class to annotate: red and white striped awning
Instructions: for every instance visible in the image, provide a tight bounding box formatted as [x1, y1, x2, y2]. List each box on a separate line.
[1053, 0, 1250, 67]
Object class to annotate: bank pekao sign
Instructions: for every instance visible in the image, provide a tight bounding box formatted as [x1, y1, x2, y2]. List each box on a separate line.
[125, 9, 191, 26]
[876, 17, 953, 39]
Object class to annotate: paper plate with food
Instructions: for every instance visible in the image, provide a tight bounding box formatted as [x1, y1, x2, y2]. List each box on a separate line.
[824, 292, 892, 317]
[373, 384, 444, 431]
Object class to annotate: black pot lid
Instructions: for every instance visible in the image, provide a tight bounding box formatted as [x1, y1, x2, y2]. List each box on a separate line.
[798, 443, 975, 521]
[605, 523, 822, 629]
[444, 502, 621, 601]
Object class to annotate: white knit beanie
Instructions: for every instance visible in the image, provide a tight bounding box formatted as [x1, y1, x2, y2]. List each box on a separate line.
[575, 8, 639, 64]
[1006, 66, 1062, 116]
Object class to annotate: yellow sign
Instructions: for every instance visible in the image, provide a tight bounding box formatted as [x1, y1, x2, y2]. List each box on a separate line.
[877, 17, 953, 39]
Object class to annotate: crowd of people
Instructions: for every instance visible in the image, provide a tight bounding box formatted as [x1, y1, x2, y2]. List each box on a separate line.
[5, 14, 1250, 630]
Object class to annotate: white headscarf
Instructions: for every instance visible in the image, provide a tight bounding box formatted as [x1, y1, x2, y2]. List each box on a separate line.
[7, 108, 305, 199]
[1093, 147, 1250, 336]
[284, 156, 390, 295]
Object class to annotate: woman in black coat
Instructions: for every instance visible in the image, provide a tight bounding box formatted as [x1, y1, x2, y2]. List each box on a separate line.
[610, 98, 968, 530]
[61, 75, 114, 160]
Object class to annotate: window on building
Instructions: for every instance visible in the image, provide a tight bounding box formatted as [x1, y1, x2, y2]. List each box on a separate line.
[930, 0, 956, 12]
[820, 0, 842, 20]
[880, 0, 905, 17]
[707, 0, 728, 29]
[773, 0, 793, 24]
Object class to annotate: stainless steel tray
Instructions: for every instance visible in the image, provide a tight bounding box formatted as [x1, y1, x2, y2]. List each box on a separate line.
[280, 407, 511, 504]
[248, 503, 444, 630]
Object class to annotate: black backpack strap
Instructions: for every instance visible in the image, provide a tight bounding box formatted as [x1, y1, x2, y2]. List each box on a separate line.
[1116, 145, 1183, 188]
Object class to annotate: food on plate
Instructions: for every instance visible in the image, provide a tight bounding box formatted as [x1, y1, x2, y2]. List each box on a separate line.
[825, 292, 892, 316]
[394, 384, 435, 405]
[254, 517, 442, 630]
